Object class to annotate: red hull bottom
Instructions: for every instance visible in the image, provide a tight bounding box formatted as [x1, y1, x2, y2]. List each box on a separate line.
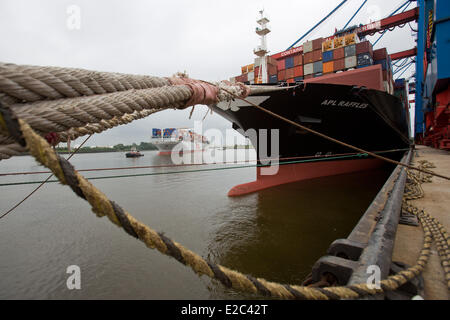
[228, 157, 384, 197]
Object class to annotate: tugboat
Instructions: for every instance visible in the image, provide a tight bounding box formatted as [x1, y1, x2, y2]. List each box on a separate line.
[125, 147, 144, 158]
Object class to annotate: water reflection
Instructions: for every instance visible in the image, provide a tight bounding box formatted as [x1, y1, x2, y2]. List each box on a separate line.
[207, 166, 393, 299]
[0, 150, 393, 299]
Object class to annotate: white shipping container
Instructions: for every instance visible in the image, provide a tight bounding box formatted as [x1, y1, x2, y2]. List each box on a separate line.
[345, 56, 357, 69]
[303, 41, 313, 53]
[304, 63, 314, 75]
[254, 57, 262, 67]
[248, 71, 254, 80]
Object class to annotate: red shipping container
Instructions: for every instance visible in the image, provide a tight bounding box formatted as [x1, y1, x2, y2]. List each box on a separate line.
[267, 56, 277, 66]
[286, 68, 294, 79]
[334, 58, 345, 71]
[294, 65, 304, 77]
[277, 59, 286, 70]
[312, 38, 324, 51]
[356, 41, 373, 55]
[334, 47, 345, 60]
[278, 70, 286, 81]
[304, 52, 314, 64]
[373, 48, 388, 61]
[293, 54, 303, 66]
[312, 50, 322, 62]
[286, 78, 295, 84]
[237, 73, 248, 83]
[268, 64, 277, 76]
[254, 66, 260, 77]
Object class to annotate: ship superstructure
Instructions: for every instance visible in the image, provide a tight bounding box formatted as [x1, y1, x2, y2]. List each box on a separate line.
[151, 128, 209, 155]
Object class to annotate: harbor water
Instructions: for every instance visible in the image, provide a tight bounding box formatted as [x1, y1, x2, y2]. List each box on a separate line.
[0, 150, 393, 299]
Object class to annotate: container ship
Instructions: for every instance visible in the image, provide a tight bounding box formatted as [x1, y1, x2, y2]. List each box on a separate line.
[151, 128, 210, 155]
[213, 10, 415, 196]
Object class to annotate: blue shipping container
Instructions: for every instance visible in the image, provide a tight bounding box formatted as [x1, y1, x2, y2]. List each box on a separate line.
[269, 74, 278, 84]
[152, 128, 161, 138]
[163, 128, 176, 137]
[323, 50, 334, 62]
[357, 64, 372, 69]
[313, 61, 323, 73]
[357, 53, 373, 66]
[395, 79, 406, 86]
[294, 76, 304, 82]
[375, 59, 388, 71]
[285, 57, 295, 69]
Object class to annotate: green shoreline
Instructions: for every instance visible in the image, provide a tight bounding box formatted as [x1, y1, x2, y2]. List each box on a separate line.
[9, 143, 253, 157]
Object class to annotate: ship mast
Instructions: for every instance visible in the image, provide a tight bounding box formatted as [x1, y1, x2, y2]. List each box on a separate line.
[254, 9, 270, 84]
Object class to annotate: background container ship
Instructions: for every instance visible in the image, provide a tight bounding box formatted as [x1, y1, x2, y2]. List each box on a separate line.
[151, 128, 210, 155]
[213, 9, 416, 196]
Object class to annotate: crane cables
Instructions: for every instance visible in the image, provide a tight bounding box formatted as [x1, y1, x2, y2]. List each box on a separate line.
[342, 0, 368, 30]
[373, 0, 413, 47]
[286, 0, 348, 50]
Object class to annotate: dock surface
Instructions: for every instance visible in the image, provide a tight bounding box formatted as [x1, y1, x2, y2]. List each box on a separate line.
[392, 145, 450, 300]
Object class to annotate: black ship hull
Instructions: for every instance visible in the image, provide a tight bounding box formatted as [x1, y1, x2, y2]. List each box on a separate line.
[212, 83, 410, 196]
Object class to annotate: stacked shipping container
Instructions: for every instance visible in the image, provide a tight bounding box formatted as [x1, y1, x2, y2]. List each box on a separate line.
[232, 32, 395, 94]
[277, 51, 304, 83]
[372, 47, 395, 94]
[231, 57, 278, 84]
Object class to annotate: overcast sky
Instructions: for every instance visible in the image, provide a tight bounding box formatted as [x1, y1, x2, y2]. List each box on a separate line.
[0, 0, 417, 146]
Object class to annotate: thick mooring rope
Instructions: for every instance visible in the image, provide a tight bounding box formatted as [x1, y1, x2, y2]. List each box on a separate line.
[0, 63, 251, 160]
[9, 85, 192, 134]
[0, 108, 161, 160]
[0, 63, 171, 103]
[1, 103, 448, 299]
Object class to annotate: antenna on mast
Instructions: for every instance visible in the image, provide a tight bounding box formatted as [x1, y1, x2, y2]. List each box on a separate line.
[254, 9, 270, 84]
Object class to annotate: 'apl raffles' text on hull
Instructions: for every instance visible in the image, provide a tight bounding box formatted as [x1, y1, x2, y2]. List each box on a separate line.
[213, 77, 410, 196]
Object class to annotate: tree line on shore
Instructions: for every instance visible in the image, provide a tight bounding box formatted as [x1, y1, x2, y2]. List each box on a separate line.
[55, 142, 158, 153]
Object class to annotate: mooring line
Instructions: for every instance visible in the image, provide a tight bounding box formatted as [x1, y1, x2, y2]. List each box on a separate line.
[0, 134, 92, 220]
[204, 81, 450, 181]
[0, 102, 448, 299]
[0, 154, 363, 187]
[0, 151, 397, 187]
[0, 148, 409, 177]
